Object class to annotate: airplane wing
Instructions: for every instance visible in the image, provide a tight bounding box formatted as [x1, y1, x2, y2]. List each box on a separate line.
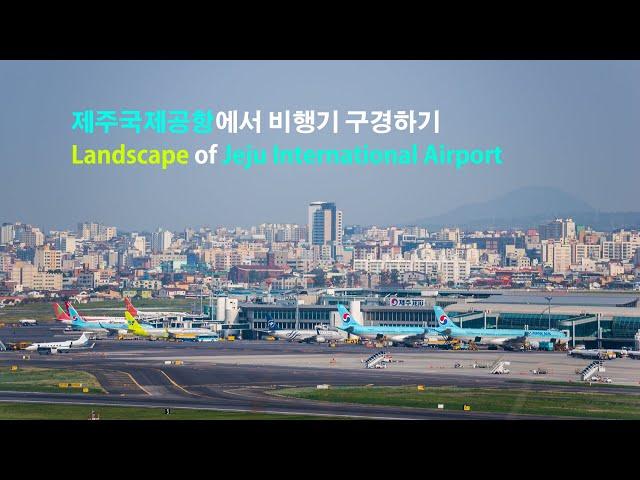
[398, 334, 427, 346]
[99, 322, 121, 332]
[384, 333, 426, 346]
[437, 328, 457, 342]
[294, 332, 317, 342]
[501, 336, 528, 350]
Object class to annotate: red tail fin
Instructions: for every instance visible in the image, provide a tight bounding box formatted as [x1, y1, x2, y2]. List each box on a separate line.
[53, 303, 71, 321]
[124, 297, 138, 317]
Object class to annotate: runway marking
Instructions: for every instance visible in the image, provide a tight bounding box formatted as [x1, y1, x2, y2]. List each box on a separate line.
[159, 369, 201, 397]
[120, 371, 151, 396]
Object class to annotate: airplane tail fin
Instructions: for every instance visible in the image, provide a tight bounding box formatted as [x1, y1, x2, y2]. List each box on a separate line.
[124, 297, 138, 317]
[125, 311, 143, 334]
[266, 314, 278, 331]
[67, 304, 85, 323]
[434, 306, 460, 331]
[337, 304, 361, 327]
[53, 303, 71, 321]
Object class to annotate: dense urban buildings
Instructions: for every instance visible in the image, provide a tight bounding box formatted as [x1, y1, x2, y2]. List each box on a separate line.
[2, 209, 640, 347]
[1, 210, 640, 301]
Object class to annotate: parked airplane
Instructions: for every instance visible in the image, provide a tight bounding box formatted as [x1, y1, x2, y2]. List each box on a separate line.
[59, 304, 111, 334]
[265, 314, 347, 343]
[125, 297, 185, 320]
[125, 311, 169, 339]
[336, 304, 443, 346]
[58, 302, 153, 336]
[53, 303, 71, 322]
[24, 332, 95, 354]
[433, 305, 570, 349]
[62, 301, 127, 324]
[568, 349, 615, 360]
[99, 307, 212, 340]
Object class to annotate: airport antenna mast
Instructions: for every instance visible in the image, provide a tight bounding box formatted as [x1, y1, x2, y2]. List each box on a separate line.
[545, 296, 553, 330]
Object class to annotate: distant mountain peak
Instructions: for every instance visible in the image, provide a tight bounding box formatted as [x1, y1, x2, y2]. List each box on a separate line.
[411, 186, 599, 230]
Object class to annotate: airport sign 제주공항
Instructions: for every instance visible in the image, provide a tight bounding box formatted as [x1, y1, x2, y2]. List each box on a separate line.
[389, 297, 425, 307]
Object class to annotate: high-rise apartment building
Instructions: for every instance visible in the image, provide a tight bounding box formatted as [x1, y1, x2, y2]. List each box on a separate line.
[0, 223, 14, 244]
[539, 218, 575, 241]
[15, 226, 44, 247]
[308, 201, 343, 256]
[151, 229, 173, 253]
[76, 222, 117, 241]
[34, 245, 62, 271]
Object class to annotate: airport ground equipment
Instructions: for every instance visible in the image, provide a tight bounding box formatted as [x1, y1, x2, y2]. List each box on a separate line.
[364, 350, 390, 369]
[539, 341, 554, 351]
[8, 341, 31, 350]
[580, 361, 605, 382]
[554, 341, 568, 351]
[489, 358, 511, 374]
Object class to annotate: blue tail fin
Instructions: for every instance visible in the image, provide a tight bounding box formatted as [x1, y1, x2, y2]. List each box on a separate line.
[266, 314, 278, 331]
[67, 304, 85, 323]
[434, 306, 460, 330]
[337, 304, 361, 327]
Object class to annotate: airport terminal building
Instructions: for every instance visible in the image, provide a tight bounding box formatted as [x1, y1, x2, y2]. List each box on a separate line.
[203, 289, 640, 348]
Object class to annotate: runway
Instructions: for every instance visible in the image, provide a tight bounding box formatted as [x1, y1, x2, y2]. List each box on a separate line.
[0, 360, 563, 420]
[1, 325, 639, 419]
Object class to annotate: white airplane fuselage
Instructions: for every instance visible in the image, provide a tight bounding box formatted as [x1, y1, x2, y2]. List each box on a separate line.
[25, 334, 90, 351]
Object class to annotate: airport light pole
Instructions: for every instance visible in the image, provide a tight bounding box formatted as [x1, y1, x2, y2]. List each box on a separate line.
[295, 292, 299, 330]
[545, 296, 552, 330]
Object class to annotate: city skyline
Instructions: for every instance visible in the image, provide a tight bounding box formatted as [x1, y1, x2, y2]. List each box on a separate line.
[2, 185, 638, 235]
[3, 215, 640, 292]
[1, 61, 639, 231]
[0, 211, 634, 236]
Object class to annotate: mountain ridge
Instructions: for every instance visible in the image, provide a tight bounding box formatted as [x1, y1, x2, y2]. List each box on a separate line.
[410, 187, 640, 231]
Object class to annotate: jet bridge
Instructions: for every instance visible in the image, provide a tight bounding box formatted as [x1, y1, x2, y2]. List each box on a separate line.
[559, 314, 597, 345]
[452, 311, 486, 327]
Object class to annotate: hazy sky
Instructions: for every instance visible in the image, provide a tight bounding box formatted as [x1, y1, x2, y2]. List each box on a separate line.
[1, 60, 639, 232]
